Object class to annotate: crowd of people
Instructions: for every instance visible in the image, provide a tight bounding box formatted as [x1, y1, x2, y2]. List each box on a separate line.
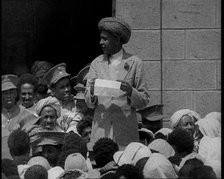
[1, 17, 221, 179]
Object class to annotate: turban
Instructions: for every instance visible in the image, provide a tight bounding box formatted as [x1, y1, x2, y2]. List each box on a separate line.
[35, 96, 61, 118]
[98, 17, 131, 44]
[170, 109, 201, 129]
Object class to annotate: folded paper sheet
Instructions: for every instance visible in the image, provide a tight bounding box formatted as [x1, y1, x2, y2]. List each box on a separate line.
[94, 79, 122, 97]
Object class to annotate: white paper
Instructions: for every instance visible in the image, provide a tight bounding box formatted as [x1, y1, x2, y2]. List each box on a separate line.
[94, 79, 122, 97]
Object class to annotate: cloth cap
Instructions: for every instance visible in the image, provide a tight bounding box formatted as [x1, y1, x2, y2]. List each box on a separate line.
[137, 104, 165, 121]
[205, 112, 221, 124]
[143, 153, 177, 179]
[48, 166, 64, 179]
[2, 74, 18, 91]
[27, 156, 51, 170]
[42, 63, 70, 87]
[196, 117, 221, 138]
[98, 17, 131, 44]
[31, 61, 54, 78]
[35, 96, 61, 118]
[170, 109, 201, 129]
[113, 142, 152, 166]
[148, 139, 175, 158]
[64, 153, 88, 172]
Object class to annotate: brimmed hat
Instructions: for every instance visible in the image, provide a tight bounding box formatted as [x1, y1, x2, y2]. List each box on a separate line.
[113, 142, 152, 166]
[42, 63, 70, 87]
[137, 104, 165, 121]
[64, 153, 88, 172]
[1, 74, 18, 91]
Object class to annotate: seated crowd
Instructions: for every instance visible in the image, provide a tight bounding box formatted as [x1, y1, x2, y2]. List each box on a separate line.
[2, 61, 221, 179]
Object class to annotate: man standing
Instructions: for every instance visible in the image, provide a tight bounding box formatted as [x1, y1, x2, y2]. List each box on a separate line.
[85, 17, 150, 150]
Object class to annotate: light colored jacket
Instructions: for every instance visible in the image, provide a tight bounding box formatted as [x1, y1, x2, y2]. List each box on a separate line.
[85, 50, 150, 150]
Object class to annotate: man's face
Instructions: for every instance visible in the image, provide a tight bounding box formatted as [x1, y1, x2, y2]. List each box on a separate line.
[99, 30, 121, 55]
[40, 106, 57, 130]
[20, 83, 35, 108]
[2, 89, 17, 109]
[42, 145, 61, 167]
[81, 127, 91, 143]
[53, 78, 71, 101]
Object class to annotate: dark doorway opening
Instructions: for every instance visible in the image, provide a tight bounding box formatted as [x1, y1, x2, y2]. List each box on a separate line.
[1, 0, 113, 77]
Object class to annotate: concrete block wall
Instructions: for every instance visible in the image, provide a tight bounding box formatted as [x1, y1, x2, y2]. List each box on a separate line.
[116, 0, 221, 128]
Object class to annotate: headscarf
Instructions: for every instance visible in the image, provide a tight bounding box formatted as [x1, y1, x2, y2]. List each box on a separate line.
[205, 112, 221, 124]
[196, 117, 221, 138]
[170, 109, 201, 129]
[35, 96, 61, 118]
[148, 139, 175, 158]
[143, 153, 177, 179]
[98, 17, 131, 44]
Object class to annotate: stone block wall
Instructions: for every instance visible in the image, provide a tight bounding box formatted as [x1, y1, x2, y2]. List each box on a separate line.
[116, 0, 221, 127]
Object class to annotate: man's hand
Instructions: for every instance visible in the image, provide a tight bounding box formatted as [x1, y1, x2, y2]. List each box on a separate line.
[117, 80, 132, 97]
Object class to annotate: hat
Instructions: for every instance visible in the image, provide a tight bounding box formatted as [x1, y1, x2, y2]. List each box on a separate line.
[64, 153, 88, 172]
[143, 153, 177, 178]
[71, 65, 90, 85]
[18, 164, 31, 179]
[148, 139, 175, 158]
[138, 128, 154, 140]
[98, 17, 131, 44]
[42, 63, 70, 87]
[27, 156, 51, 170]
[48, 166, 64, 179]
[137, 104, 165, 121]
[154, 128, 173, 139]
[170, 109, 201, 129]
[113, 142, 152, 166]
[36, 131, 66, 146]
[73, 83, 86, 92]
[35, 96, 61, 118]
[1, 74, 18, 91]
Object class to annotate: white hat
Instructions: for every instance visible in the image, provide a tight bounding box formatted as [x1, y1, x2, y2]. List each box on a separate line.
[148, 139, 175, 158]
[143, 153, 177, 179]
[27, 156, 51, 170]
[48, 166, 64, 179]
[64, 153, 88, 172]
[113, 142, 151, 166]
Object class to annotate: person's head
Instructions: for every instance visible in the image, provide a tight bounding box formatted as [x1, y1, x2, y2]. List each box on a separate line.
[2, 74, 18, 109]
[31, 61, 54, 101]
[62, 132, 88, 158]
[42, 63, 71, 102]
[17, 73, 37, 108]
[24, 165, 48, 179]
[178, 158, 204, 179]
[170, 109, 201, 137]
[168, 128, 194, 158]
[2, 159, 19, 177]
[98, 17, 131, 55]
[93, 137, 119, 168]
[35, 97, 61, 130]
[116, 164, 144, 179]
[76, 117, 92, 143]
[41, 144, 62, 167]
[7, 129, 30, 157]
[188, 165, 217, 179]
